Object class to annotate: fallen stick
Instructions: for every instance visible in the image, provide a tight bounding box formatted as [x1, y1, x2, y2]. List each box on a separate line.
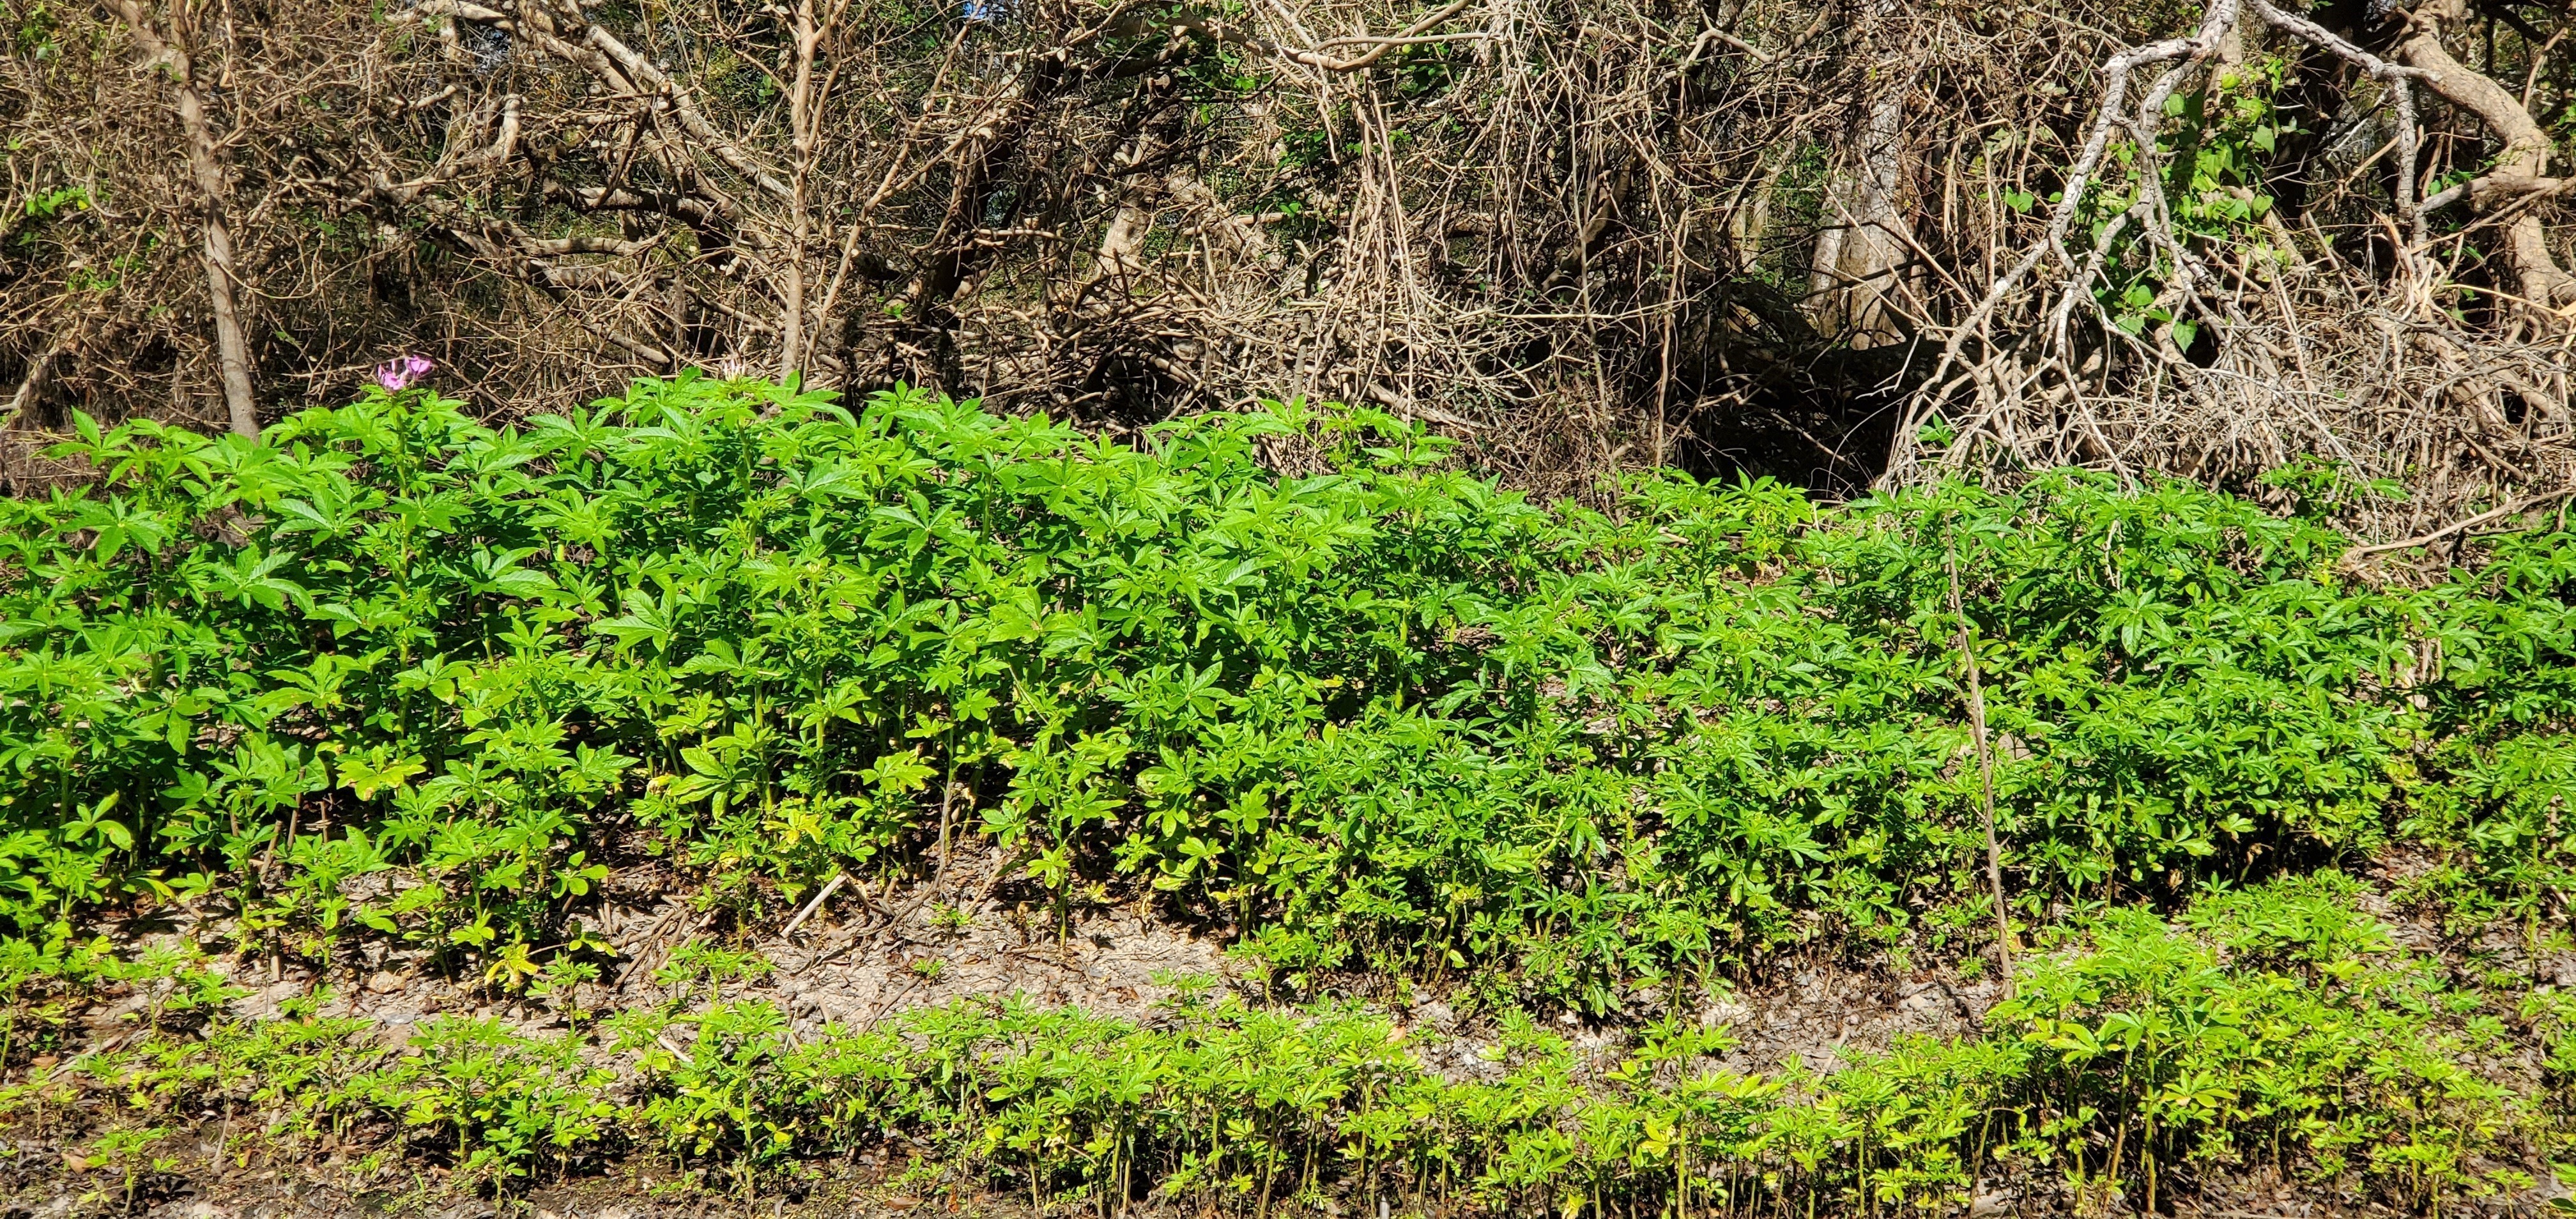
[781, 871, 848, 940]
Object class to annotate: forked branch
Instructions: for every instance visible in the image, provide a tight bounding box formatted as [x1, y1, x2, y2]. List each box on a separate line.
[1890, 0, 2572, 507]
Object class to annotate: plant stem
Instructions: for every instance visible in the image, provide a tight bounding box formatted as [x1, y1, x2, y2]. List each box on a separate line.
[1946, 535, 2016, 999]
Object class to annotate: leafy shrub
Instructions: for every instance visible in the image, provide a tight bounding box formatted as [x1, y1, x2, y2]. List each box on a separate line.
[3, 376, 2575, 1014]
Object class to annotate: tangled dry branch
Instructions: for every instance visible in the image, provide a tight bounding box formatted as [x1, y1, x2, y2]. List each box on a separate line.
[3, 0, 2572, 524]
[1889, 0, 2576, 536]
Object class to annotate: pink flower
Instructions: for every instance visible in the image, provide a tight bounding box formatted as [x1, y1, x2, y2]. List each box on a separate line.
[374, 355, 435, 393]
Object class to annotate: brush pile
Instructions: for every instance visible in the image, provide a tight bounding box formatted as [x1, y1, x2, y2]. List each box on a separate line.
[6, 0, 2574, 516]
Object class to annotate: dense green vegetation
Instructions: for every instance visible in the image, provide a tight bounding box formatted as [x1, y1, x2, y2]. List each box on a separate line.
[11, 376, 2576, 990]
[3, 375, 2574, 1211]
[13, 874, 2568, 1212]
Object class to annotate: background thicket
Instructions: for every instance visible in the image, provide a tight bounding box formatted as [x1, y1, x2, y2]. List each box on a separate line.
[8, 0, 2576, 515]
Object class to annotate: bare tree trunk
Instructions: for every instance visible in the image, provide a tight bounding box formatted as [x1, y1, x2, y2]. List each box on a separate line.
[111, 0, 258, 438]
[1809, 0, 1921, 346]
[779, 0, 822, 381]
[2403, 0, 2576, 310]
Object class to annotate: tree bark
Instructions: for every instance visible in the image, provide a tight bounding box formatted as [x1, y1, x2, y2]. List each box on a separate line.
[112, 0, 259, 438]
[1809, 1, 1922, 346]
[2401, 0, 2576, 309]
[779, 0, 821, 381]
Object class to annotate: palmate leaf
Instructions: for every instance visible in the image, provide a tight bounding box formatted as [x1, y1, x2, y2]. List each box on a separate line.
[563, 744, 636, 795]
[593, 586, 680, 653]
[861, 749, 935, 795]
[67, 497, 173, 563]
[194, 546, 311, 613]
[307, 598, 410, 638]
[467, 547, 560, 600]
[62, 792, 132, 852]
[337, 746, 429, 801]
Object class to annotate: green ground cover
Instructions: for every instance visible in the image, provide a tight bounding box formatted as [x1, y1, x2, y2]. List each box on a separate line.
[1, 375, 2571, 1211]
[13, 874, 2568, 1212]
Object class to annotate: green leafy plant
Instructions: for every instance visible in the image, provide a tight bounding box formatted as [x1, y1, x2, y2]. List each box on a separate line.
[4, 373, 2576, 1209]
[6, 376, 2576, 1012]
